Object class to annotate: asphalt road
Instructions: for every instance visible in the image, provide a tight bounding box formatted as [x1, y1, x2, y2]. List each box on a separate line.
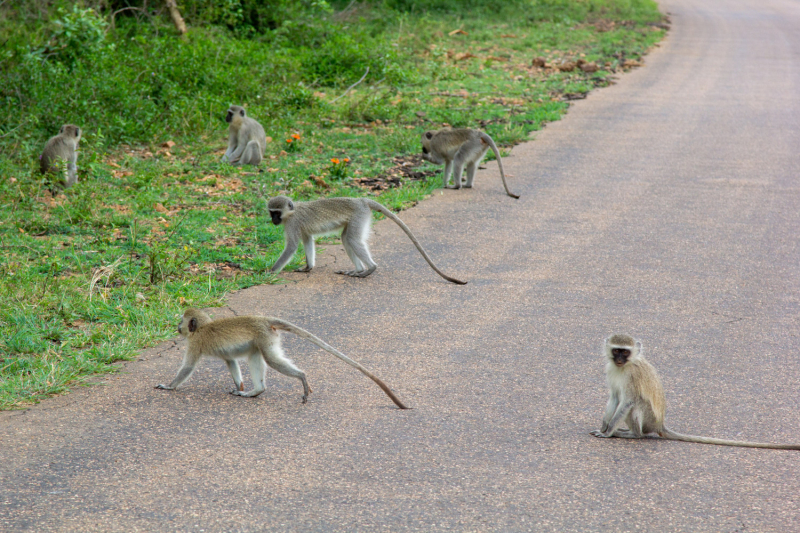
[2, 0, 799, 530]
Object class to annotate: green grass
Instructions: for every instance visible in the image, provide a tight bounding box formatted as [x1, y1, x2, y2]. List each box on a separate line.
[0, 0, 666, 408]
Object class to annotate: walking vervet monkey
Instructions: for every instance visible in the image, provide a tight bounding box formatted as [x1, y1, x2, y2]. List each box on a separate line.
[222, 105, 266, 166]
[156, 308, 408, 409]
[40, 124, 81, 188]
[591, 334, 800, 450]
[267, 195, 467, 285]
[421, 128, 519, 199]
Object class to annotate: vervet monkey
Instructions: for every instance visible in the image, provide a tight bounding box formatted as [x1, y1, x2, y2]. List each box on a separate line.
[156, 308, 408, 409]
[40, 124, 81, 188]
[421, 128, 519, 199]
[591, 334, 800, 450]
[222, 105, 266, 166]
[267, 195, 467, 285]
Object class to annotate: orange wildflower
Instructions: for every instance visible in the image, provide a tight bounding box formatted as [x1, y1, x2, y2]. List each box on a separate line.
[331, 158, 340, 164]
[344, 158, 350, 162]
[286, 138, 293, 143]
[291, 133, 301, 140]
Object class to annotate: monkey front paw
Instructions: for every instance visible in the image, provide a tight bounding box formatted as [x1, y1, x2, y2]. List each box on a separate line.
[295, 266, 312, 272]
[590, 430, 611, 438]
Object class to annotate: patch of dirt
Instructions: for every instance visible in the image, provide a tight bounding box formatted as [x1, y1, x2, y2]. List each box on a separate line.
[189, 261, 244, 279]
[353, 155, 437, 193]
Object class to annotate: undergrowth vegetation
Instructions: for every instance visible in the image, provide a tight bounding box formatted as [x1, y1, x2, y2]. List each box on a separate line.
[0, 0, 665, 408]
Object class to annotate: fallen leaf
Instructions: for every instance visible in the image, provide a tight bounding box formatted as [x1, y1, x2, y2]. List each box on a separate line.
[622, 59, 643, 68]
[448, 29, 468, 36]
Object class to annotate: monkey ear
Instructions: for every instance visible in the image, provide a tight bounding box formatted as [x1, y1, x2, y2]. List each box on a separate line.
[60, 126, 65, 134]
[75, 127, 80, 137]
[287, 200, 294, 210]
[635, 341, 642, 353]
[425, 132, 433, 139]
[240, 109, 245, 116]
[189, 317, 197, 333]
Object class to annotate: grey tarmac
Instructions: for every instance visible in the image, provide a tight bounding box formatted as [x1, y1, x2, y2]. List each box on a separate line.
[2, 0, 799, 530]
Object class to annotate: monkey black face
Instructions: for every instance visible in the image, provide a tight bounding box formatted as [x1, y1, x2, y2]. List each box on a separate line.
[422, 146, 429, 154]
[225, 110, 233, 123]
[611, 348, 630, 367]
[269, 210, 282, 225]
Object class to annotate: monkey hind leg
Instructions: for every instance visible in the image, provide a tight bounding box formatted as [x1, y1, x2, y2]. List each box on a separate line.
[447, 159, 465, 189]
[261, 342, 310, 403]
[232, 353, 267, 397]
[464, 161, 477, 188]
[336, 223, 377, 278]
[241, 141, 263, 166]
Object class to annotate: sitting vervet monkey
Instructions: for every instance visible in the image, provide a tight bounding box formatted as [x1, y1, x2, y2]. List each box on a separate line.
[421, 127, 519, 199]
[591, 334, 800, 449]
[222, 105, 266, 166]
[40, 124, 81, 188]
[156, 308, 408, 409]
[267, 195, 467, 285]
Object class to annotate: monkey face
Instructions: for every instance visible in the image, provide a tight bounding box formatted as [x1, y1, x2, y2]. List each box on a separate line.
[269, 210, 283, 225]
[611, 348, 630, 367]
[422, 146, 429, 154]
[225, 110, 234, 123]
[178, 315, 199, 336]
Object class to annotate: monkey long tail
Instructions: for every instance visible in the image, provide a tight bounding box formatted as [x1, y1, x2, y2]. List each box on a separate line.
[366, 200, 468, 285]
[660, 427, 800, 450]
[480, 133, 520, 199]
[269, 319, 410, 409]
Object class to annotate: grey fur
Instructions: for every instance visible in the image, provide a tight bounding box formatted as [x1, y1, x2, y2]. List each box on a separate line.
[267, 195, 467, 285]
[421, 127, 519, 198]
[222, 105, 266, 166]
[40, 124, 81, 188]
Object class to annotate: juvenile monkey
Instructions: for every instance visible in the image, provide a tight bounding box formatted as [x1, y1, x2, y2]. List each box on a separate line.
[591, 334, 800, 450]
[222, 105, 266, 166]
[421, 128, 519, 199]
[40, 124, 81, 188]
[267, 195, 467, 285]
[156, 308, 408, 409]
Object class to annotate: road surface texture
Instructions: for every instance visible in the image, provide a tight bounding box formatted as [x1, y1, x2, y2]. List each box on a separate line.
[2, 0, 799, 530]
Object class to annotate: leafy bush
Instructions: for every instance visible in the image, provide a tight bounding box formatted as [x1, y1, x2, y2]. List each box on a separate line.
[28, 6, 110, 68]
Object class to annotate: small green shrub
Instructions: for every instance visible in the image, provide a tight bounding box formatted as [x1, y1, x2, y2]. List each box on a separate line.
[28, 6, 110, 68]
